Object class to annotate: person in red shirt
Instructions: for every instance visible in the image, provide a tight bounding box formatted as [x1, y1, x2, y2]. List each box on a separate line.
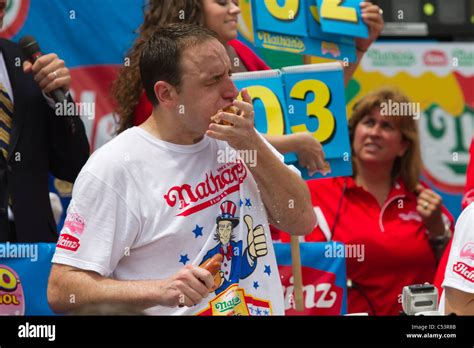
[112, 0, 384, 175]
[278, 88, 454, 315]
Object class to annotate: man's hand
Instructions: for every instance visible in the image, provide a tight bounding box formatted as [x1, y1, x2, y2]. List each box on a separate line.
[23, 53, 71, 94]
[207, 88, 259, 150]
[158, 265, 215, 307]
[416, 184, 445, 237]
[356, 2, 384, 52]
[245, 215, 268, 260]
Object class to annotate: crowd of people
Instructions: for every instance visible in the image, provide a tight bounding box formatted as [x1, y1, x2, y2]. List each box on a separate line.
[0, 0, 472, 316]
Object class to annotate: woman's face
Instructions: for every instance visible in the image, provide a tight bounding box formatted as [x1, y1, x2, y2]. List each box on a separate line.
[202, 0, 241, 44]
[353, 107, 409, 169]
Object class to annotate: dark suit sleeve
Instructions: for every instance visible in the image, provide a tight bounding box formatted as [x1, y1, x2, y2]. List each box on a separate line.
[46, 95, 90, 182]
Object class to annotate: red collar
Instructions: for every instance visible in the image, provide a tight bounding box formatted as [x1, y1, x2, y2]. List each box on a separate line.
[340, 176, 409, 199]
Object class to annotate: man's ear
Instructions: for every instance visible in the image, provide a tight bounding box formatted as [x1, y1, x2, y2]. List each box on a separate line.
[153, 81, 178, 106]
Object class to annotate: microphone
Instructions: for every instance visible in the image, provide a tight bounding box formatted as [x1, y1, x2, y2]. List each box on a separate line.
[18, 35, 67, 104]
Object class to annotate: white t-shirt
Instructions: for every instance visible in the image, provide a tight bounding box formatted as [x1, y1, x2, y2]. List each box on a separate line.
[440, 202, 474, 314]
[52, 127, 296, 315]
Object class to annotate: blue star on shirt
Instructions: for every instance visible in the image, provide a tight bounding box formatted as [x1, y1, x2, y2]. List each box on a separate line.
[264, 265, 271, 276]
[263, 309, 269, 316]
[192, 225, 203, 238]
[256, 308, 262, 316]
[253, 281, 259, 290]
[245, 198, 252, 207]
[239, 199, 244, 207]
[179, 254, 190, 265]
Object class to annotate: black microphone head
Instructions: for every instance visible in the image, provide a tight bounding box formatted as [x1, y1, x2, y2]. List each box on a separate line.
[19, 35, 41, 59]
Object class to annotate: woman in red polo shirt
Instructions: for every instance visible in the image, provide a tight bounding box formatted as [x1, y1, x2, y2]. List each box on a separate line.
[279, 88, 454, 315]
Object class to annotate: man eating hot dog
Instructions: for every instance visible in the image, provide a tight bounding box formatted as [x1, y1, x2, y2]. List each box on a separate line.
[47, 24, 315, 315]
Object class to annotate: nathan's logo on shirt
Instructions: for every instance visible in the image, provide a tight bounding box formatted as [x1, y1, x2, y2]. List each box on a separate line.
[164, 161, 247, 216]
[56, 234, 80, 252]
[63, 213, 86, 236]
[460, 242, 474, 261]
[453, 262, 474, 283]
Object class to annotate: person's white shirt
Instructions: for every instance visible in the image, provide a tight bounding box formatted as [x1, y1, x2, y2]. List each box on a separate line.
[52, 127, 299, 315]
[440, 202, 474, 314]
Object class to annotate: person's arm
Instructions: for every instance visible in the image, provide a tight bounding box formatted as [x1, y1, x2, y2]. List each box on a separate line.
[207, 90, 316, 236]
[343, 2, 384, 86]
[263, 133, 326, 176]
[415, 184, 452, 261]
[48, 263, 215, 314]
[23, 53, 90, 182]
[444, 286, 474, 315]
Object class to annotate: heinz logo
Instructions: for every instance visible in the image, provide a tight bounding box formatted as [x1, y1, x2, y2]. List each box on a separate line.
[453, 262, 474, 282]
[57, 234, 80, 252]
[423, 50, 448, 66]
[279, 265, 343, 315]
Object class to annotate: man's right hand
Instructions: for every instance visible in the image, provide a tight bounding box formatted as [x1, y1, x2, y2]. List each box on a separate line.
[158, 265, 215, 307]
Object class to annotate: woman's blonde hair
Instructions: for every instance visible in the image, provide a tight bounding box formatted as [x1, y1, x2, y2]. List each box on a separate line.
[348, 87, 422, 192]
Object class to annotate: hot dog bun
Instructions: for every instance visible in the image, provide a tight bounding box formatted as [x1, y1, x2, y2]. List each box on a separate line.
[199, 254, 223, 291]
[212, 105, 238, 126]
[223, 105, 239, 114]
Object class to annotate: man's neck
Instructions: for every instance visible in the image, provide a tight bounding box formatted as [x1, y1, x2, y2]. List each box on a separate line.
[140, 111, 203, 145]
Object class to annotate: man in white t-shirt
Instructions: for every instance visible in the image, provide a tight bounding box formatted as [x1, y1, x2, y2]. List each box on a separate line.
[441, 202, 474, 315]
[47, 24, 317, 315]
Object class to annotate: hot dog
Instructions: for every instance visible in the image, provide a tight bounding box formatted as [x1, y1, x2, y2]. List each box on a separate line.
[200, 254, 223, 275]
[211, 105, 239, 126]
[199, 254, 223, 291]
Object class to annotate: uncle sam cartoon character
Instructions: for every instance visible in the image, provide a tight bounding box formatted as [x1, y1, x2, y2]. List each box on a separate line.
[200, 200, 268, 295]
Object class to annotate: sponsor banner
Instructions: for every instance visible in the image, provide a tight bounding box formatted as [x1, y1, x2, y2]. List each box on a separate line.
[233, 64, 352, 179]
[250, 0, 360, 61]
[0, 265, 25, 315]
[0, 242, 347, 316]
[2, 0, 144, 228]
[0, 0, 29, 39]
[0, 244, 56, 315]
[274, 242, 347, 315]
[316, 0, 368, 38]
[342, 42, 474, 219]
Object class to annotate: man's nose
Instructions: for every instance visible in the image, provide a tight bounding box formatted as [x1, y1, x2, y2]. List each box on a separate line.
[223, 78, 239, 100]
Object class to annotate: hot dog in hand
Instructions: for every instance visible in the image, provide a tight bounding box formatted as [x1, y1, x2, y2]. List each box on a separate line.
[199, 254, 223, 292]
[211, 105, 239, 126]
